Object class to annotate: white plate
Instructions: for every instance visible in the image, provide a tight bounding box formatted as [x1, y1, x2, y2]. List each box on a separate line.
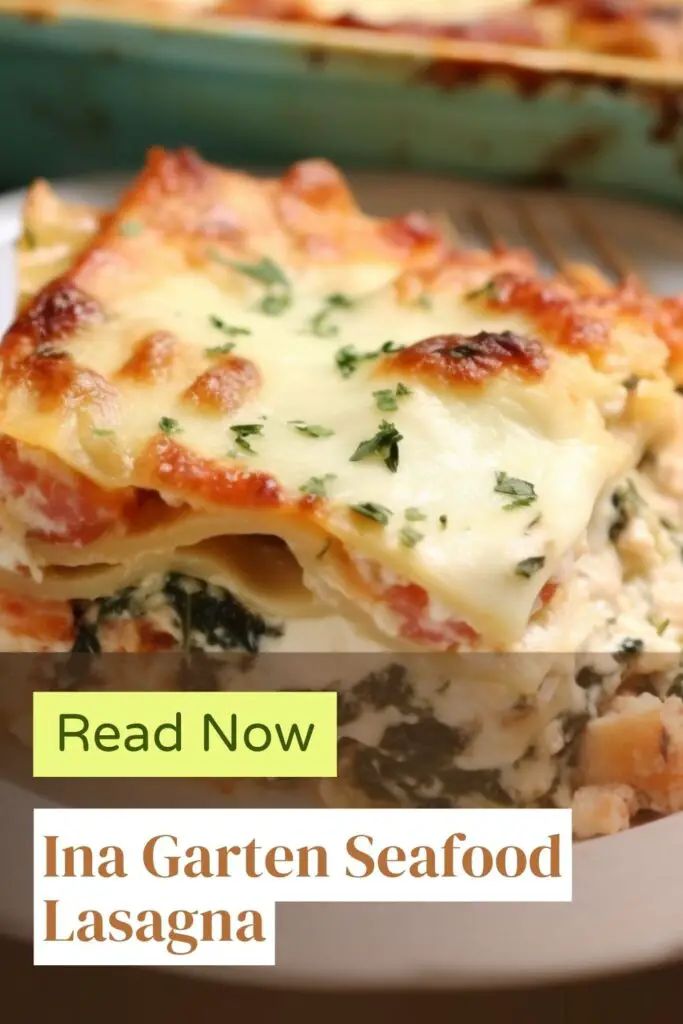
[1, 173, 682, 988]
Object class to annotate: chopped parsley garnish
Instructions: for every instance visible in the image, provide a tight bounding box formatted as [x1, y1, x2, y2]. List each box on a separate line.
[405, 507, 427, 522]
[158, 417, 182, 436]
[400, 525, 424, 548]
[119, 220, 143, 238]
[350, 420, 403, 473]
[623, 374, 640, 392]
[208, 315, 251, 339]
[229, 255, 288, 289]
[260, 292, 291, 316]
[494, 471, 538, 510]
[439, 514, 448, 529]
[466, 278, 500, 303]
[373, 390, 398, 412]
[289, 420, 335, 439]
[227, 256, 292, 317]
[616, 637, 644, 661]
[205, 342, 236, 357]
[514, 556, 545, 578]
[300, 474, 337, 498]
[308, 293, 353, 338]
[373, 382, 411, 411]
[230, 422, 263, 454]
[350, 502, 393, 525]
[336, 346, 361, 378]
[335, 340, 404, 378]
[92, 427, 115, 438]
[654, 617, 670, 636]
[609, 480, 640, 543]
[330, 292, 353, 306]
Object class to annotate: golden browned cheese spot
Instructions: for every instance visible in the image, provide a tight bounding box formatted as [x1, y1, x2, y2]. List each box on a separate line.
[382, 331, 548, 388]
[380, 212, 444, 255]
[478, 270, 683, 375]
[568, 0, 683, 59]
[117, 331, 179, 383]
[118, 147, 226, 242]
[183, 355, 261, 413]
[11, 280, 103, 344]
[155, 147, 250, 241]
[276, 159, 357, 259]
[154, 146, 213, 196]
[392, 246, 536, 306]
[1, 281, 103, 375]
[478, 273, 610, 353]
[140, 435, 281, 508]
[5, 349, 119, 415]
[656, 295, 683, 383]
[281, 158, 355, 212]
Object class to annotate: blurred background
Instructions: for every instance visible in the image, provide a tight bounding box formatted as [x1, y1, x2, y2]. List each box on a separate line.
[0, 1, 682, 1016]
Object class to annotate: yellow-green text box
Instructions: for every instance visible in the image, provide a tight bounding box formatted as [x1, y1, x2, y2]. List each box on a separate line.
[33, 691, 337, 778]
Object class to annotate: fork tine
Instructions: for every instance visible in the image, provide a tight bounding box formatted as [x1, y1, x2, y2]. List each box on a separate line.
[430, 210, 461, 247]
[565, 199, 639, 284]
[468, 205, 503, 248]
[515, 198, 572, 276]
[466, 194, 642, 288]
[472, 198, 572, 276]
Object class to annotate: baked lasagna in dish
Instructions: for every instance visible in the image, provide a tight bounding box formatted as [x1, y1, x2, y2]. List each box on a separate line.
[4, 0, 683, 62]
[211, 0, 683, 62]
[2, 148, 683, 835]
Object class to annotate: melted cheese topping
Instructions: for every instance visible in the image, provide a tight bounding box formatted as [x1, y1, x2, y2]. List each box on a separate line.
[0, 150, 678, 650]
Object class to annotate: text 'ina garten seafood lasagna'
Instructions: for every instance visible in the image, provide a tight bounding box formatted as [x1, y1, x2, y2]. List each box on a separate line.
[2, 148, 683, 836]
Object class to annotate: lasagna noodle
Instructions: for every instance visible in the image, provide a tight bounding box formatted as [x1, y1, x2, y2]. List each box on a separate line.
[0, 150, 679, 651]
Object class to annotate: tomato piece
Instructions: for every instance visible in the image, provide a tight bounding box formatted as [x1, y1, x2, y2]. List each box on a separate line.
[384, 582, 480, 648]
[0, 589, 73, 646]
[539, 580, 559, 606]
[118, 331, 178, 383]
[183, 355, 260, 414]
[0, 435, 136, 545]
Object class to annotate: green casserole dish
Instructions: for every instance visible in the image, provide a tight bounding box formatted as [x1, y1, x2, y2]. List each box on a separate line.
[0, 2, 682, 205]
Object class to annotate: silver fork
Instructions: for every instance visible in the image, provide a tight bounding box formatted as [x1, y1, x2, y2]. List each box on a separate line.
[455, 194, 641, 286]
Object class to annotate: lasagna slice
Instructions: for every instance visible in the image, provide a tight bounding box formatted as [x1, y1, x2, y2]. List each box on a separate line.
[1, 149, 682, 835]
